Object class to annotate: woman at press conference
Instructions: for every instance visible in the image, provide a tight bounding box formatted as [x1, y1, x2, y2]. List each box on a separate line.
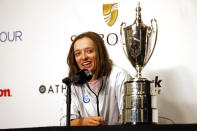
[60, 31, 131, 126]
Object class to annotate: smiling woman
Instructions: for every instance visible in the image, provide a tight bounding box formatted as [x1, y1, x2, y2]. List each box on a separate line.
[67, 32, 113, 83]
[74, 37, 97, 82]
[60, 31, 131, 126]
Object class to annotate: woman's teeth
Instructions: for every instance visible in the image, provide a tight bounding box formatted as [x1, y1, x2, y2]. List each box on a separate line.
[82, 62, 90, 66]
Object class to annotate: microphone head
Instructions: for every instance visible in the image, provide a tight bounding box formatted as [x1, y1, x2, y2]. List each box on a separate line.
[75, 69, 93, 84]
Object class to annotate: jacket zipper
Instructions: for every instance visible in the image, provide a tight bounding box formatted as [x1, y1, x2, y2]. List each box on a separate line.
[86, 78, 104, 116]
[96, 96, 100, 116]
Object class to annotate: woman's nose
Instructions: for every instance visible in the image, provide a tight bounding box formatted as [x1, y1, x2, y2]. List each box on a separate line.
[81, 52, 88, 60]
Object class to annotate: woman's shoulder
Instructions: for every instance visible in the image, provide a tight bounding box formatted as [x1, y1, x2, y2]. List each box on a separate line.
[112, 65, 129, 74]
[111, 65, 131, 78]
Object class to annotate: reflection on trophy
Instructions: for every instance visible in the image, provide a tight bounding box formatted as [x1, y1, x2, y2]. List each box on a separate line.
[120, 2, 158, 124]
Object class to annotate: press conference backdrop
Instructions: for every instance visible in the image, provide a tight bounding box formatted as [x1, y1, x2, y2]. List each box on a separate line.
[1, 0, 197, 129]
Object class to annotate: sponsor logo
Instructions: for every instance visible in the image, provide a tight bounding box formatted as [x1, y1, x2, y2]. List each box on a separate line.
[71, 33, 118, 46]
[0, 31, 22, 43]
[39, 84, 66, 94]
[103, 3, 118, 26]
[83, 95, 90, 103]
[0, 89, 12, 97]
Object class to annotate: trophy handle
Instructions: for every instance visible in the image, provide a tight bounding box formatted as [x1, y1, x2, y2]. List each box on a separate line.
[145, 19, 158, 66]
[120, 22, 128, 58]
[120, 22, 126, 45]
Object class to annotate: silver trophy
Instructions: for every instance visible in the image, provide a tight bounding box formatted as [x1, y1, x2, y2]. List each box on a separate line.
[120, 2, 158, 124]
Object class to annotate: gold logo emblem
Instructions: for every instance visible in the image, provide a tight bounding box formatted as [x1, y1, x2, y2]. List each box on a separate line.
[103, 3, 118, 26]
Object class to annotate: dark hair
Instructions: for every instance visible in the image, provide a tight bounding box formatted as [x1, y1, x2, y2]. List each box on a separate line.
[67, 31, 113, 80]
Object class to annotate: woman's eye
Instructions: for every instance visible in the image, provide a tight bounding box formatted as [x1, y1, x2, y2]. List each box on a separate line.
[75, 52, 80, 56]
[87, 49, 93, 53]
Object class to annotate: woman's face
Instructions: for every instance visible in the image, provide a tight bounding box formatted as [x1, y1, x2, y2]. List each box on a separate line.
[74, 37, 97, 75]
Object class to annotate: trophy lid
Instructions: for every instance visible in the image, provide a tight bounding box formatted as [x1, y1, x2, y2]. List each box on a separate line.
[136, 2, 142, 21]
[133, 2, 145, 27]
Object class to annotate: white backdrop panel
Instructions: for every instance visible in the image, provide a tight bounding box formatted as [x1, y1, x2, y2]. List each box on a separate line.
[0, 0, 197, 129]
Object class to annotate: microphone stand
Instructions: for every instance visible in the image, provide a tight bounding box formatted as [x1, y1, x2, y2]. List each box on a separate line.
[62, 78, 71, 126]
[62, 69, 92, 126]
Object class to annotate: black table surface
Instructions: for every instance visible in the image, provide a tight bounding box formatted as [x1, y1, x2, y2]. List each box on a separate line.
[1, 124, 197, 131]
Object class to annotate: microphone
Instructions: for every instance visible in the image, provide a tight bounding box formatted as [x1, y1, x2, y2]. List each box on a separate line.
[62, 69, 93, 85]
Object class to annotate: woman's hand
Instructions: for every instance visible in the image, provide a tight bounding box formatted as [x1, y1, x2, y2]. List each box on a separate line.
[70, 116, 105, 126]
